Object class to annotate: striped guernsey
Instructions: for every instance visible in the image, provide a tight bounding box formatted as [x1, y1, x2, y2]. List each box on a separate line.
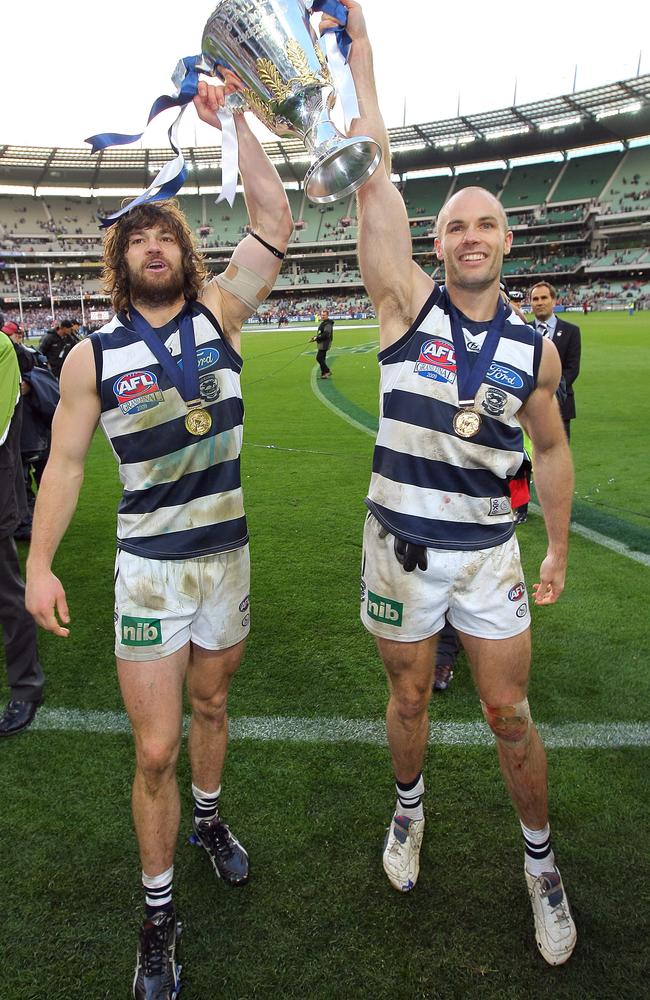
[90, 301, 247, 559]
[366, 284, 544, 551]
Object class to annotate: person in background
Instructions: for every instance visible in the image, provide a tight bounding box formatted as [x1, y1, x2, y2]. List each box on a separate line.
[311, 310, 334, 378]
[0, 332, 45, 736]
[529, 282, 581, 441]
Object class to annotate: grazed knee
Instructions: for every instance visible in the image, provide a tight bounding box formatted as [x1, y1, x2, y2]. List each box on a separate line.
[481, 698, 531, 746]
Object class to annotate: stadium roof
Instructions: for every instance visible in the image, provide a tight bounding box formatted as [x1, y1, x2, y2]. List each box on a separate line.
[1, 75, 649, 190]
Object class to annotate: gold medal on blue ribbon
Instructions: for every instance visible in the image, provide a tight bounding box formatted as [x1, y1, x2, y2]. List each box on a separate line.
[452, 408, 482, 439]
[185, 407, 212, 436]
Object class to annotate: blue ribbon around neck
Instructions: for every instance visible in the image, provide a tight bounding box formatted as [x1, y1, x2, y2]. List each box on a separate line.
[441, 287, 508, 406]
[128, 305, 201, 406]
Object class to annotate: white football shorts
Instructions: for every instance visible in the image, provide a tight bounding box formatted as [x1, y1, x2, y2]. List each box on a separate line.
[114, 544, 251, 661]
[360, 513, 531, 642]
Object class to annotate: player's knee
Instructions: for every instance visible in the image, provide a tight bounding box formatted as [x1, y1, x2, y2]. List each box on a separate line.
[189, 690, 228, 727]
[391, 686, 431, 724]
[136, 740, 179, 786]
[481, 698, 531, 746]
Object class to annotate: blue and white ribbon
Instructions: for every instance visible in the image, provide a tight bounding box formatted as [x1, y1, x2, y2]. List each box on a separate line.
[311, 0, 359, 127]
[217, 0, 360, 203]
[86, 55, 203, 227]
[85, 1, 359, 225]
[216, 107, 239, 208]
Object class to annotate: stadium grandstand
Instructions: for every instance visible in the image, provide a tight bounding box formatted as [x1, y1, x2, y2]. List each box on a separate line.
[2, 72, 650, 332]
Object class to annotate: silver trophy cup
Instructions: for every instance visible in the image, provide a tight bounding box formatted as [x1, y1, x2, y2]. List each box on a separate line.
[200, 0, 382, 203]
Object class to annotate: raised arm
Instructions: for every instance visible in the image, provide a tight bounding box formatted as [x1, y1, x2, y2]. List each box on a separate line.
[193, 82, 293, 344]
[518, 338, 574, 605]
[26, 339, 101, 636]
[322, 0, 433, 348]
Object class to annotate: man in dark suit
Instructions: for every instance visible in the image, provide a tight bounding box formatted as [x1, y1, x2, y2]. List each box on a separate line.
[530, 282, 581, 440]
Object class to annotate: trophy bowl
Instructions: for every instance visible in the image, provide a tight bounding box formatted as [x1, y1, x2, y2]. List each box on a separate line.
[201, 0, 382, 204]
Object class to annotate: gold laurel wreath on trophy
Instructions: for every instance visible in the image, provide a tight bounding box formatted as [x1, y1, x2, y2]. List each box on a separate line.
[255, 40, 332, 104]
[241, 40, 332, 131]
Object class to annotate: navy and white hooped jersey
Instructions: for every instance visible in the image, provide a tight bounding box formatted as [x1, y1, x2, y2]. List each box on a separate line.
[366, 284, 543, 551]
[90, 301, 247, 560]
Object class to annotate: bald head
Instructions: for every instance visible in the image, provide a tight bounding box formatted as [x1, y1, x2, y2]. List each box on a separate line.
[436, 187, 509, 239]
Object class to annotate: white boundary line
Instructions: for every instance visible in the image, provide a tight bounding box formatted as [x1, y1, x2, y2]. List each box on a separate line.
[30, 709, 650, 748]
[529, 503, 650, 567]
[310, 364, 376, 437]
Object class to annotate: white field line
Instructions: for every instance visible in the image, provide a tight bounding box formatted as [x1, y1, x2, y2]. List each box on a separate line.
[528, 503, 650, 567]
[249, 323, 380, 334]
[310, 364, 376, 437]
[30, 709, 650, 748]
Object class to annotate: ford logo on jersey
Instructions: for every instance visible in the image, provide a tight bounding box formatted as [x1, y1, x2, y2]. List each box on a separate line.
[486, 363, 524, 389]
[178, 347, 220, 372]
[113, 370, 164, 415]
[414, 338, 457, 383]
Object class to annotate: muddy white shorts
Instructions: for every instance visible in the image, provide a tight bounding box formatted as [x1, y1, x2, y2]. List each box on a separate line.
[114, 544, 251, 661]
[360, 513, 530, 642]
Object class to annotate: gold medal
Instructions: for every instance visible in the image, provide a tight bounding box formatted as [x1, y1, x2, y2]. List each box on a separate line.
[453, 408, 482, 439]
[185, 407, 212, 436]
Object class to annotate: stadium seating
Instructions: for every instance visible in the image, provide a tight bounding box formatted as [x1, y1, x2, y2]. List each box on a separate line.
[501, 161, 562, 209]
[3, 136, 650, 331]
[601, 145, 650, 213]
[551, 151, 623, 203]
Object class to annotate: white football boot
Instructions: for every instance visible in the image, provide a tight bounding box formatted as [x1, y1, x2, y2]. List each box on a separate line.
[382, 813, 425, 892]
[525, 866, 577, 965]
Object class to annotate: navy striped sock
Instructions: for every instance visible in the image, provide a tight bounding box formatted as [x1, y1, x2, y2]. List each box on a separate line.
[521, 821, 555, 877]
[192, 783, 221, 824]
[395, 773, 424, 821]
[142, 866, 174, 918]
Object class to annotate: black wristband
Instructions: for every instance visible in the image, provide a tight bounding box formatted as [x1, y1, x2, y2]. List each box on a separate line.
[250, 231, 285, 260]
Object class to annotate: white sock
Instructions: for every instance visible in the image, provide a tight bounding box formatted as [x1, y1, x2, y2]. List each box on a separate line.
[395, 773, 425, 822]
[521, 821, 555, 877]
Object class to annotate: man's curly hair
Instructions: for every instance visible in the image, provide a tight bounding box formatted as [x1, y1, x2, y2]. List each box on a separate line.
[101, 200, 209, 314]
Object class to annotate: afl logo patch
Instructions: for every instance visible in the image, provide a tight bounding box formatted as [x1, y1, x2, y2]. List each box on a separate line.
[113, 370, 164, 415]
[414, 338, 457, 383]
[508, 582, 526, 601]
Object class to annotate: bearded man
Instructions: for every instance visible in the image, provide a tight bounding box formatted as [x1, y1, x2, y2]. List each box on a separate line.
[26, 81, 292, 999]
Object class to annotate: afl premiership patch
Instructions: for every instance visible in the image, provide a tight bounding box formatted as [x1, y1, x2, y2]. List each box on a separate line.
[414, 338, 457, 383]
[113, 370, 164, 415]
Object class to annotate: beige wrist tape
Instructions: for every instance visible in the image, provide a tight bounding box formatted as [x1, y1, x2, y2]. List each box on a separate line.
[215, 262, 272, 311]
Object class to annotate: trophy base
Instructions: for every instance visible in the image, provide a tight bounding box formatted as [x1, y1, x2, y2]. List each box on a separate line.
[304, 136, 382, 204]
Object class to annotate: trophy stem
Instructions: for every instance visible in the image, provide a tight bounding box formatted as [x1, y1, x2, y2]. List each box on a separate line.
[304, 130, 383, 205]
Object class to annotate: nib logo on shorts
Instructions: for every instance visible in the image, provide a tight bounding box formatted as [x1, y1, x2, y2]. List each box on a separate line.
[367, 591, 403, 627]
[121, 616, 162, 646]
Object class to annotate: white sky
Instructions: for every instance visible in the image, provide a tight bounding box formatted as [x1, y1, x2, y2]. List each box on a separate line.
[2, 0, 649, 150]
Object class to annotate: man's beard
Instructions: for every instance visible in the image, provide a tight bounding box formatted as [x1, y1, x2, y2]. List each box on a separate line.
[128, 263, 185, 309]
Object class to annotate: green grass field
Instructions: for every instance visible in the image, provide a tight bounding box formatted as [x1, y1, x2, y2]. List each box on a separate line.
[1, 311, 649, 1000]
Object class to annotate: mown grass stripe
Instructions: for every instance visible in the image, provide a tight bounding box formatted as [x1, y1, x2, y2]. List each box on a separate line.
[30, 709, 650, 747]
